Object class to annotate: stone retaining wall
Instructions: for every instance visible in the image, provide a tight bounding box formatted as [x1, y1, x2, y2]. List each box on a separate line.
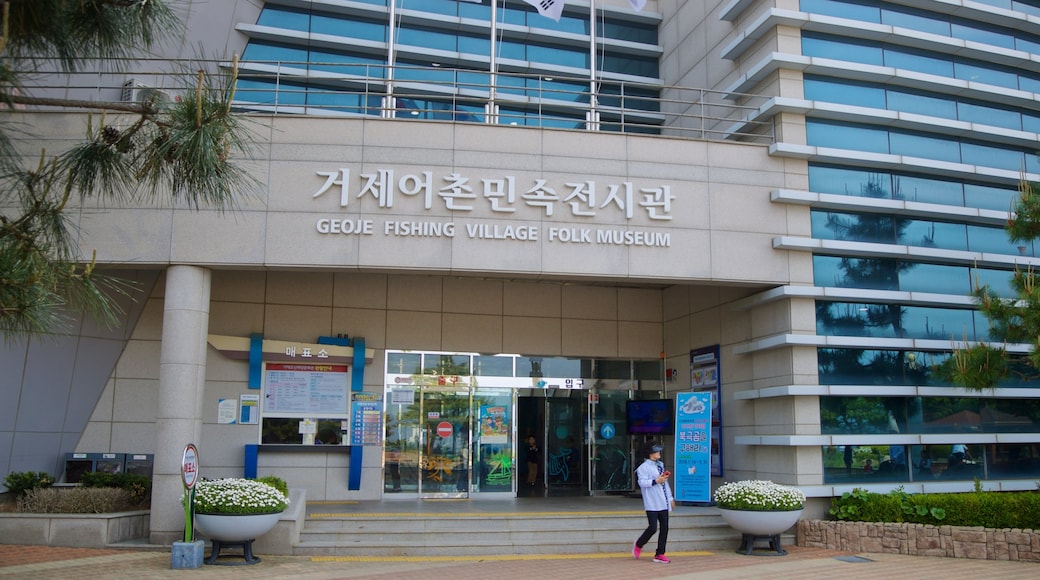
[798, 519, 1040, 562]
[0, 511, 149, 547]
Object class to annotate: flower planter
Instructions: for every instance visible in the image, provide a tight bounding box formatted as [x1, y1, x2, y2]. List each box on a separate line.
[194, 512, 283, 565]
[195, 512, 282, 542]
[717, 507, 803, 536]
[717, 507, 803, 556]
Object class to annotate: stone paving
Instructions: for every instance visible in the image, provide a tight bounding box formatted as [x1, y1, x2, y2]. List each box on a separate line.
[2, 543, 1039, 579]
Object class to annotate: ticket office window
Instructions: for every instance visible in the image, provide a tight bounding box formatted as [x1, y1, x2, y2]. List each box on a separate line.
[260, 362, 350, 445]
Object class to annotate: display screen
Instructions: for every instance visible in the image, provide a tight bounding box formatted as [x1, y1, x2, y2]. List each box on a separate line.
[626, 399, 675, 434]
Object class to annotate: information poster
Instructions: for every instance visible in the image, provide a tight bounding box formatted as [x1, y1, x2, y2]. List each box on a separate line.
[691, 345, 722, 476]
[673, 391, 712, 503]
[217, 399, 237, 424]
[351, 393, 384, 446]
[479, 405, 509, 444]
[263, 363, 349, 414]
[240, 394, 259, 424]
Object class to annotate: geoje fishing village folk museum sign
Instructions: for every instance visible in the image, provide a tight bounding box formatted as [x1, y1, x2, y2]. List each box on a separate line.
[309, 167, 675, 249]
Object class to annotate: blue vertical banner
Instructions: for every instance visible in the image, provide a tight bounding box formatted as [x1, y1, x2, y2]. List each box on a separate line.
[673, 391, 712, 503]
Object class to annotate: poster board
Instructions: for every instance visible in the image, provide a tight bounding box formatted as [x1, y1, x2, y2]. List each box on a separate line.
[262, 363, 349, 416]
[673, 391, 712, 503]
[691, 345, 722, 476]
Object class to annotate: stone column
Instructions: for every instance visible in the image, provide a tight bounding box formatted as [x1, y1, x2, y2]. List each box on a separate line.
[149, 265, 211, 545]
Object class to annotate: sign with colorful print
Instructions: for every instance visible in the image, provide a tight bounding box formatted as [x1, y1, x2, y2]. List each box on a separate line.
[673, 391, 711, 503]
[480, 405, 509, 444]
[691, 345, 723, 476]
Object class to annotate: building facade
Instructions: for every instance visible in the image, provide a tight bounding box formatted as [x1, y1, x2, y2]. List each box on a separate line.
[3, 0, 1040, 545]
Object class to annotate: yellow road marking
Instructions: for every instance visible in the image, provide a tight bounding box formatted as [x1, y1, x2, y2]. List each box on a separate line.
[311, 551, 715, 563]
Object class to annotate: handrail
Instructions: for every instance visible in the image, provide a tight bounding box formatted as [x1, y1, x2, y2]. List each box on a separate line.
[12, 59, 774, 144]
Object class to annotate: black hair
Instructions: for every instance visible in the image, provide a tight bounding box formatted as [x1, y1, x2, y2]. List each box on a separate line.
[642, 441, 659, 458]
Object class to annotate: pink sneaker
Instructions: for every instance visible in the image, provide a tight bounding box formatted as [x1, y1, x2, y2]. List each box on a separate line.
[653, 554, 671, 564]
[632, 540, 641, 559]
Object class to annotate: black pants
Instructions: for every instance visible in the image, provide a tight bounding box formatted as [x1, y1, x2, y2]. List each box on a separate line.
[636, 509, 669, 556]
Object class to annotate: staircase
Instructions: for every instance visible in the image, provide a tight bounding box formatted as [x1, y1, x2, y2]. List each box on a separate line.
[293, 501, 743, 557]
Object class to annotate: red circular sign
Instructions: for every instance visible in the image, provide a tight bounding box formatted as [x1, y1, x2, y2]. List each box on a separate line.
[436, 422, 453, 438]
[181, 443, 199, 489]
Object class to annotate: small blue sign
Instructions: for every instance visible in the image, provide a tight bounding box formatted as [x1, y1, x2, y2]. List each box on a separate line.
[600, 422, 615, 439]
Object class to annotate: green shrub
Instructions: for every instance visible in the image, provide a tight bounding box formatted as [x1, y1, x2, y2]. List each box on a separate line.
[829, 486, 1040, 528]
[253, 476, 288, 497]
[16, 487, 141, 513]
[3, 471, 55, 497]
[80, 472, 152, 506]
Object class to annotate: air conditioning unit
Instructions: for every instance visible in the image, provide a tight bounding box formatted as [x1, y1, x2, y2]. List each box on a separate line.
[121, 78, 171, 104]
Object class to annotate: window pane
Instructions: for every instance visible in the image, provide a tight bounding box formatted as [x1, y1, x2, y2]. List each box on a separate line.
[804, 76, 885, 107]
[825, 257, 901, 290]
[893, 174, 964, 205]
[890, 131, 960, 162]
[960, 142, 1024, 172]
[884, 46, 953, 77]
[901, 219, 965, 249]
[901, 306, 975, 340]
[954, 61, 1018, 89]
[242, 42, 309, 63]
[964, 182, 1018, 211]
[474, 355, 514, 377]
[975, 268, 1016, 298]
[967, 224, 1016, 254]
[399, 25, 457, 51]
[814, 255, 845, 287]
[313, 14, 386, 41]
[958, 101, 1022, 130]
[806, 121, 888, 153]
[822, 444, 912, 484]
[887, 89, 956, 118]
[595, 360, 632, 379]
[257, 7, 310, 30]
[951, 22, 1015, 49]
[803, 33, 884, 65]
[882, 7, 950, 36]
[811, 211, 897, 243]
[387, 353, 423, 375]
[801, 0, 880, 21]
[900, 263, 971, 294]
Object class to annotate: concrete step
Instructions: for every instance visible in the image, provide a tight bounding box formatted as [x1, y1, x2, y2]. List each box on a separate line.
[294, 510, 745, 557]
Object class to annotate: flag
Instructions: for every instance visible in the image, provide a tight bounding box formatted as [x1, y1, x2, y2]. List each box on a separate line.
[628, 0, 646, 10]
[523, 0, 565, 21]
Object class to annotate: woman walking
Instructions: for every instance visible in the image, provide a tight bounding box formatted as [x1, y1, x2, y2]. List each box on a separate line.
[632, 442, 674, 564]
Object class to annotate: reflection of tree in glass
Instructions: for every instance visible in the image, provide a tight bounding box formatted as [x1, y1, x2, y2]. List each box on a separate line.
[821, 174, 912, 336]
[820, 396, 892, 434]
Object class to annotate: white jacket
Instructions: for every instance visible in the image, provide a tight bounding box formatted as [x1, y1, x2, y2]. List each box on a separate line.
[636, 458, 673, 512]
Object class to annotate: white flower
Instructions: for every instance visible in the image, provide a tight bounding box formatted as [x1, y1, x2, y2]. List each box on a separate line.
[188, 478, 289, 514]
[713, 480, 805, 511]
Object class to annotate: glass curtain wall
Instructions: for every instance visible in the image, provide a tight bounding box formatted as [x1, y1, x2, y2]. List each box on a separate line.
[235, 0, 661, 130]
[794, 0, 1040, 485]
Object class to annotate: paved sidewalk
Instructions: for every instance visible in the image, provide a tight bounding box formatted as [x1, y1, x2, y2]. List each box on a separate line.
[1, 543, 1038, 579]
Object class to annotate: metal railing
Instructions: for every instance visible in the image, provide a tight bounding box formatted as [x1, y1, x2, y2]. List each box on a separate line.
[16, 59, 775, 144]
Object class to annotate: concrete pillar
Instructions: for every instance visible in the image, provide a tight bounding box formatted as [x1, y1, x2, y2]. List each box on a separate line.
[149, 265, 211, 545]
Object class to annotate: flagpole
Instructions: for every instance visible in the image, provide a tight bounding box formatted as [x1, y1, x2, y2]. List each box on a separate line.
[384, 0, 398, 118]
[587, 0, 599, 131]
[487, 0, 499, 124]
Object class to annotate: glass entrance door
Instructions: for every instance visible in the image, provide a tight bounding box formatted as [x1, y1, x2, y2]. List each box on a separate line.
[545, 396, 588, 495]
[591, 390, 632, 493]
[419, 386, 471, 498]
[473, 388, 515, 494]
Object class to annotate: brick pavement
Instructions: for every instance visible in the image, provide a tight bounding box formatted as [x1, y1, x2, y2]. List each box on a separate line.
[2, 543, 1039, 579]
